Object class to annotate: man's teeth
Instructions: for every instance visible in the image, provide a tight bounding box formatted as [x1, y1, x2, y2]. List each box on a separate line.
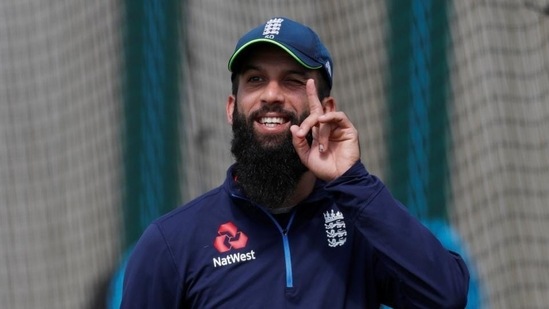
[259, 117, 285, 126]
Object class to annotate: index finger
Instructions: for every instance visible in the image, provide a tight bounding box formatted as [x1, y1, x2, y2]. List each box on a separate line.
[295, 79, 324, 137]
[306, 79, 324, 116]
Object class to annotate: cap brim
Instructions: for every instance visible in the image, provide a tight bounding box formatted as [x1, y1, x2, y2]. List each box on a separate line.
[228, 39, 323, 72]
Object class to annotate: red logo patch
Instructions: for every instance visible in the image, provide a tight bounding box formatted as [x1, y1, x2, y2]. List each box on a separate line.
[213, 222, 248, 253]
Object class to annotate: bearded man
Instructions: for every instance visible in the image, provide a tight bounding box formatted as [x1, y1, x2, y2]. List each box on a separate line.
[122, 17, 470, 309]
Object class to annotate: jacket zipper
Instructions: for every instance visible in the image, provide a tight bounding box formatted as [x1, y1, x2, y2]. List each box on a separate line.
[230, 193, 297, 288]
[279, 212, 297, 288]
[265, 210, 297, 288]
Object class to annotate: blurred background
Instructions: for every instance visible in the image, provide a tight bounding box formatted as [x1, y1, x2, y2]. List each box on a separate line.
[1, 0, 548, 308]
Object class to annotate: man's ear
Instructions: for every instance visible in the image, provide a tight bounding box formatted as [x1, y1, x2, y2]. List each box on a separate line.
[226, 95, 236, 124]
[322, 96, 336, 113]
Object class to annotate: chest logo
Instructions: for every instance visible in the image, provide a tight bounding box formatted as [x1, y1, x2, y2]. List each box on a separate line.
[323, 209, 347, 247]
[214, 222, 248, 253]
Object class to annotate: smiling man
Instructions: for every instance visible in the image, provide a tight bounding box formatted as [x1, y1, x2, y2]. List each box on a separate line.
[228, 44, 335, 212]
[121, 17, 470, 308]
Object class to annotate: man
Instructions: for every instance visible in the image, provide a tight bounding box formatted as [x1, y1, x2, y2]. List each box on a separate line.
[121, 17, 469, 308]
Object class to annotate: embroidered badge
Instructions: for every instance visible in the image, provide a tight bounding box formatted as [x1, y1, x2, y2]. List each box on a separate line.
[323, 209, 347, 247]
[262, 18, 284, 38]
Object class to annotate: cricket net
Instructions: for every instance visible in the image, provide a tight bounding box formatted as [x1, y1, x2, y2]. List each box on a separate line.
[1, 1, 548, 308]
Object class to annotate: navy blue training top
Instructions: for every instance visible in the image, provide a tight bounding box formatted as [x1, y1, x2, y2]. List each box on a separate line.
[122, 161, 469, 308]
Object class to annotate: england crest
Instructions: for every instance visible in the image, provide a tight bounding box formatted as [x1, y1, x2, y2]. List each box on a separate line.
[323, 209, 347, 247]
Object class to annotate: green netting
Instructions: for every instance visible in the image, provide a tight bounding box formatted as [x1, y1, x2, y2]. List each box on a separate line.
[1, 1, 548, 308]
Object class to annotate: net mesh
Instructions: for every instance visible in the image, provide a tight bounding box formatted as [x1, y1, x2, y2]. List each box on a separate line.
[449, 2, 549, 307]
[1, 0, 548, 308]
[0, 1, 123, 308]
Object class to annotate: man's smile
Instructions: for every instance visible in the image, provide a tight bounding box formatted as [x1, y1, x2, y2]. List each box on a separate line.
[258, 116, 288, 127]
[252, 110, 294, 135]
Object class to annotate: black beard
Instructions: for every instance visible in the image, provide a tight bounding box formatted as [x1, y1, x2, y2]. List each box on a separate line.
[230, 104, 310, 212]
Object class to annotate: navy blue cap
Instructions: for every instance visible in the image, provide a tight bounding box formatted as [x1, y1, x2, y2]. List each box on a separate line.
[228, 17, 333, 88]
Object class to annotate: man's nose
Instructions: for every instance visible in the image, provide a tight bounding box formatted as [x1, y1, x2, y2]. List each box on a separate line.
[260, 81, 284, 104]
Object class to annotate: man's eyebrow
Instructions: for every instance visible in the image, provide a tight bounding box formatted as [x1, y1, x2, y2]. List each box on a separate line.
[240, 64, 259, 73]
[286, 69, 309, 77]
[239, 64, 261, 74]
[239, 64, 311, 78]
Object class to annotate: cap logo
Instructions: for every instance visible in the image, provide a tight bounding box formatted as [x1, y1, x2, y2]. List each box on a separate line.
[325, 61, 332, 78]
[262, 17, 284, 39]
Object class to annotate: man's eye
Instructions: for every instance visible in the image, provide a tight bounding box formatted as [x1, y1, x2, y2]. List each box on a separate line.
[248, 76, 263, 82]
[287, 78, 306, 86]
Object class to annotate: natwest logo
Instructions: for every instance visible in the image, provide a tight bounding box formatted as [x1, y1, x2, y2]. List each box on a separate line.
[213, 222, 248, 253]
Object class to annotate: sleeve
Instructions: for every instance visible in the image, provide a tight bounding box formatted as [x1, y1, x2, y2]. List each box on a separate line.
[121, 223, 182, 309]
[325, 161, 470, 308]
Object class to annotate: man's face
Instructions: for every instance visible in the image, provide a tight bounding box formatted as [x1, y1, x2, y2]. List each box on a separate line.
[226, 46, 320, 210]
[226, 46, 318, 148]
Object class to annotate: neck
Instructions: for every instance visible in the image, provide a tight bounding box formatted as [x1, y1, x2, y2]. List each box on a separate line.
[280, 171, 316, 211]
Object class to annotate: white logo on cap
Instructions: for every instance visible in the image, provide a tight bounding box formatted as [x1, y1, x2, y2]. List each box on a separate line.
[263, 18, 284, 38]
[325, 61, 332, 78]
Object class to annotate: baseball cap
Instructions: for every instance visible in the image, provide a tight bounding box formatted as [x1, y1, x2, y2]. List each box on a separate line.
[228, 17, 333, 89]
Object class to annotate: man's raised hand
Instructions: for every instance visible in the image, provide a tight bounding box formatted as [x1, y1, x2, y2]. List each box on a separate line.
[290, 79, 360, 181]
